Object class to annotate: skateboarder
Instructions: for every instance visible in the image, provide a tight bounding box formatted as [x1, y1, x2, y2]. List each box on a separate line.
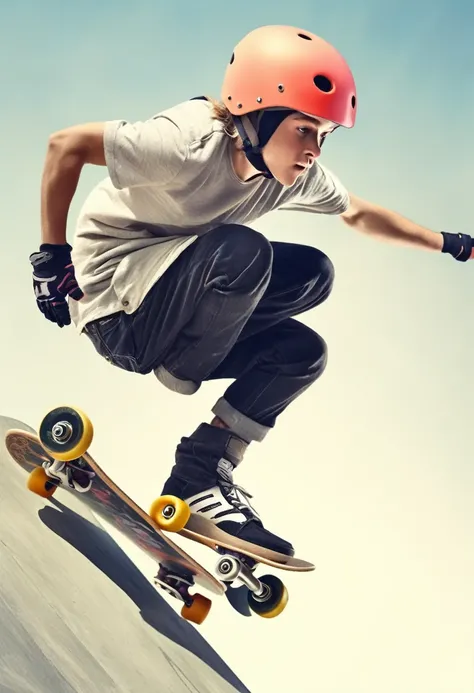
[29, 25, 473, 558]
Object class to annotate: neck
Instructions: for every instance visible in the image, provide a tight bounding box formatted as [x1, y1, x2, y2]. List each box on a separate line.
[231, 139, 263, 182]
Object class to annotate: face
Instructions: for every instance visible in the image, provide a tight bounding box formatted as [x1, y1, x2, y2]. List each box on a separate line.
[261, 113, 337, 186]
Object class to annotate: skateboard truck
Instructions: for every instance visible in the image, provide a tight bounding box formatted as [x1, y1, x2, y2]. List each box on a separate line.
[42, 457, 95, 494]
[153, 566, 196, 607]
[215, 553, 271, 601]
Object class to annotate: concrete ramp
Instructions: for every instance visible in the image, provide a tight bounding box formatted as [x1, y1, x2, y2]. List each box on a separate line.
[0, 415, 250, 693]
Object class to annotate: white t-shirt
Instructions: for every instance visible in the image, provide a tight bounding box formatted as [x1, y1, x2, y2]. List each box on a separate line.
[69, 98, 349, 332]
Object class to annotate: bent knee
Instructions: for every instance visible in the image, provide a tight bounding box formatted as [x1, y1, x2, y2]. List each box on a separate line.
[307, 247, 335, 295]
[272, 321, 328, 378]
[316, 249, 335, 287]
[295, 325, 328, 375]
[210, 224, 273, 291]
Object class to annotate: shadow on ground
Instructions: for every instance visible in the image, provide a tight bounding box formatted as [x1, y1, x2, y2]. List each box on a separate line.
[0, 415, 250, 693]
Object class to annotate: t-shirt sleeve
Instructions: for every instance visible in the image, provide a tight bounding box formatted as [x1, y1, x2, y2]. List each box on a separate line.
[103, 116, 188, 189]
[278, 162, 350, 215]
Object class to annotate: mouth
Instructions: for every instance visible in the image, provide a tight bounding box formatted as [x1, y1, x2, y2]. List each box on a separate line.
[294, 163, 306, 172]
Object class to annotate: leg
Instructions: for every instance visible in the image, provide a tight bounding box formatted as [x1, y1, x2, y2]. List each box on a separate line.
[236, 240, 335, 342]
[208, 241, 334, 439]
[163, 244, 333, 555]
[208, 317, 327, 437]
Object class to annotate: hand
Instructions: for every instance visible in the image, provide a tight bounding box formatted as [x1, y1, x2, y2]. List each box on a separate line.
[29, 243, 84, 327]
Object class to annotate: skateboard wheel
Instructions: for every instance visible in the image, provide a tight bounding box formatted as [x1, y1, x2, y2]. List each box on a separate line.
[181, 593, 212, 624]
[27, 467, 57, 498]
[247, 574, 288, 619]
[39, 406, 94, 461]
[216, 555, 241, 582]
[149, 495, 191, 532]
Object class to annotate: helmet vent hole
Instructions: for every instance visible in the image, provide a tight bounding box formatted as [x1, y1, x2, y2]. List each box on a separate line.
[351, 95, 356, 108]
[230, 53, 235, 64]
[314, 75, 333, 93]
[298, 33, 312, 41]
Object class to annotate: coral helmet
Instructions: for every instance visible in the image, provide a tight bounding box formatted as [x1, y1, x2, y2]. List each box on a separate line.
[221, 25, 357, 177]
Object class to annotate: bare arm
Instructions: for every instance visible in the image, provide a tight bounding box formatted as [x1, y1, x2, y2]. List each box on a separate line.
[340, 193, 443, 252]
[41, 123, 107, 244]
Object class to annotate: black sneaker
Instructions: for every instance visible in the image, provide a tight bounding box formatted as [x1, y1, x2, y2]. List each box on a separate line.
[162, 457, 294, 557]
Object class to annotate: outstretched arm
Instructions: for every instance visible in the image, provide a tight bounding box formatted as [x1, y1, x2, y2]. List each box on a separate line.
[340, 193, 445, 252]
[340, 193, 473, 261]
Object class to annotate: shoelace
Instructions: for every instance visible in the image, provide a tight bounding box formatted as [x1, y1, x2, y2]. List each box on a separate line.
[217, 459, 252, 494]
[217, 460, 257, 516]
[221, 477, 254, 500]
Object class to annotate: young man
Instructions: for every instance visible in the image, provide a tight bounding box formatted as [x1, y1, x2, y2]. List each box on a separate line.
[30, 25, 473, 558]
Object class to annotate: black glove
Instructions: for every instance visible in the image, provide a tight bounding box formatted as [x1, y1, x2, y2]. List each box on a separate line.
[441, 232, 473, 262]
[29, 243, 84, 327]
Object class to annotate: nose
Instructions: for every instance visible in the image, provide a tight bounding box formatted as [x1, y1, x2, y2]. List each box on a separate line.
[305, 143, 321, 161]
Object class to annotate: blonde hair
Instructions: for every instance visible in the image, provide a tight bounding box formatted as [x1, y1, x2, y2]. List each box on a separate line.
[205, 96, 239, 140]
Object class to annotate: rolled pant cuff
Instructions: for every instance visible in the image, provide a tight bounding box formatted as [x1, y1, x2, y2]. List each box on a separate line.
[154, 365, 201, 395]
[211, 397, 270, 442]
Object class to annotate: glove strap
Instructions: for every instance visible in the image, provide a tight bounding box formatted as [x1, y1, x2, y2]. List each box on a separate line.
[441, 232, 472, 262]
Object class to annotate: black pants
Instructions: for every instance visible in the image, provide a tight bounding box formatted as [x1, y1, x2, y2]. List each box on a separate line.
[84, 224, 334, 442]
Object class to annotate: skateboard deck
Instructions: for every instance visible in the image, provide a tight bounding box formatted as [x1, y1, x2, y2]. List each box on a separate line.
[5, 429, 224, 601]
[5, 406, 315, 622]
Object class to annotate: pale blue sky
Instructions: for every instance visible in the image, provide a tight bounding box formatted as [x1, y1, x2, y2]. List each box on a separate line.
[1, 2, 473, 692]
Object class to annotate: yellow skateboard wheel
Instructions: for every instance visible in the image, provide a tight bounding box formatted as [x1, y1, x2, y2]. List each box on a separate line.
[181, 594, 212, 624]
[149, 495, 191, 532]
[27, 467, 57, 498]
[39, 406, 93, 461]
[248, 575, 289, 619]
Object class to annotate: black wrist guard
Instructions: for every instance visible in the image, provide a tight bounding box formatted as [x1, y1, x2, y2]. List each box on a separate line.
[441, 232, 472, 262]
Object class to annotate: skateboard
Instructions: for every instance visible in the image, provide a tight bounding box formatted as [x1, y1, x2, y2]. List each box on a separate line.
[5, 406, 315, 624]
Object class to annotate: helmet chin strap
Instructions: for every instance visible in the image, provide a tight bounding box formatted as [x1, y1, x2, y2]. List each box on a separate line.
[232, 108, 299, 180]
[190, 97, 297, 179]
[232, 113, 274, 179]
[189, 96, 273, 178]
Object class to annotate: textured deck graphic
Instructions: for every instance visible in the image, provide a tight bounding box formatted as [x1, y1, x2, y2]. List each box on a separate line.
[0, 415, 250, 693]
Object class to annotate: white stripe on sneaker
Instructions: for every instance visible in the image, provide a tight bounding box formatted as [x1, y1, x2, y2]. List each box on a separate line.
[185, 485, 250, 524]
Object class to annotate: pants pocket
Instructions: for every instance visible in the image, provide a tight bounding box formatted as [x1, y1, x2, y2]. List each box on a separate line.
[84, 315, 140, 373]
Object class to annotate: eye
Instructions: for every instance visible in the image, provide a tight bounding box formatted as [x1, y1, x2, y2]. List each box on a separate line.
[297, 126, 309, 135]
